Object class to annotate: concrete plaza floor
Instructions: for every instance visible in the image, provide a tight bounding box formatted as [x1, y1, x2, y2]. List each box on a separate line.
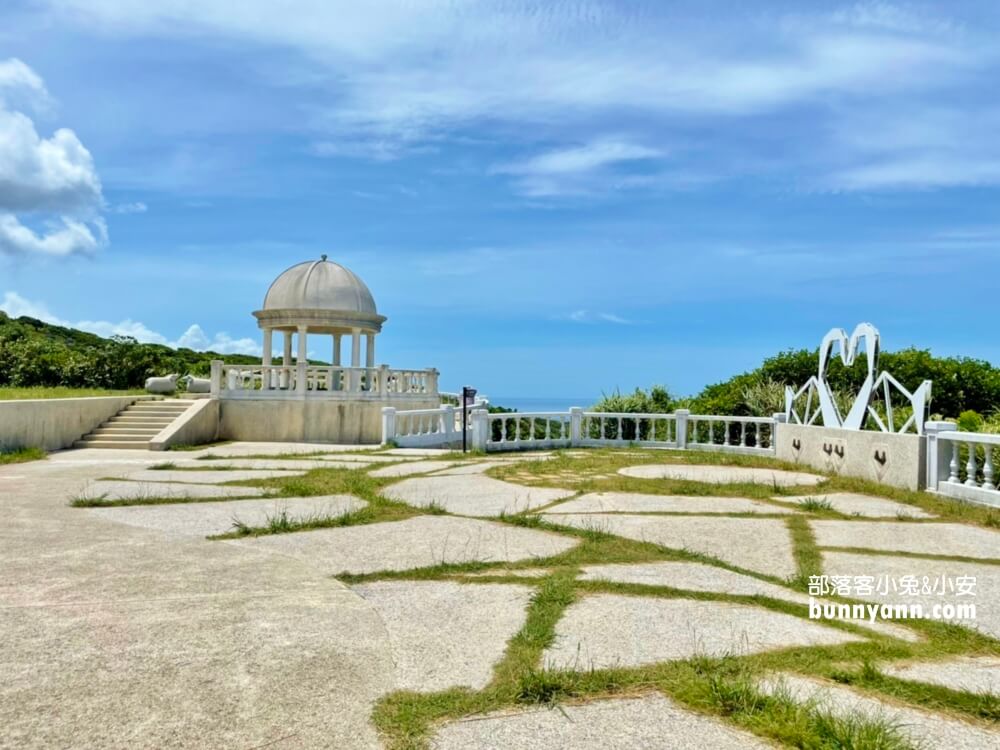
[2, 444, 999, 749]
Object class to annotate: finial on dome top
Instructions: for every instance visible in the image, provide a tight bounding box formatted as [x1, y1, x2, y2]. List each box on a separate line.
[320, 254, 328, 261]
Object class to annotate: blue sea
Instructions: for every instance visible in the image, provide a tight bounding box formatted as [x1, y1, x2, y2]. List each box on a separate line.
[488, 396, 595, 413]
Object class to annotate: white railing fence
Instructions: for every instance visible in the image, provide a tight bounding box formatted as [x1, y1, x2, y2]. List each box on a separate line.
[383, 401, 491, 447]
[212, 360, 438, 398]
[686, 414, 776, 454]
[926, 421, 1000, 508]
[485, 411, 575, 450]
[579, 412, 677, 448]
[382, 406, 778, 455]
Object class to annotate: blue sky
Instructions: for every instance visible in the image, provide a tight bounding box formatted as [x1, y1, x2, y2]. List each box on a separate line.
[1, 1, 999, 400]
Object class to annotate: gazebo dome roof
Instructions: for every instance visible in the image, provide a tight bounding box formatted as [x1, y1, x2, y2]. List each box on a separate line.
[263, 256, 378, 315]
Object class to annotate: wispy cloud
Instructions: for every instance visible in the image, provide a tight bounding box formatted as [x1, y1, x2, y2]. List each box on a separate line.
[493, 138, 663, 196]
[28, 2, 1000, 195]
[566, 309, 634, 325]
[112, 201, 147, 214]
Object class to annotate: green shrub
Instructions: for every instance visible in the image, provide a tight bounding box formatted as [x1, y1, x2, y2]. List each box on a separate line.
[958, 410, 985, 432]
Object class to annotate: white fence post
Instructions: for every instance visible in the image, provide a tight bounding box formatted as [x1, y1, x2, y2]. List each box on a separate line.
[440, 405, 455, 442]
[925, 420, 957, 491]
[210, 360, 223, 398]
[569, 407, 583, 446]
[675, 409, 689, 450]
[772, 412, 786, 450]
[381, 407, 397, 446]
[470, 409, 488, 451]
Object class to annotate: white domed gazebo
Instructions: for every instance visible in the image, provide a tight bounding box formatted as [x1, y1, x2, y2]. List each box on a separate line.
[207, 256, 439, 443]
[254, 255, 386, 372]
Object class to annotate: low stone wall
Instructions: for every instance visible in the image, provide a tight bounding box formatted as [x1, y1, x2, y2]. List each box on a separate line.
[775, 422, 926, 490]
[219, 397, 439, 445]
[150, 399, 220, 451]
[0, 396, 149, 452]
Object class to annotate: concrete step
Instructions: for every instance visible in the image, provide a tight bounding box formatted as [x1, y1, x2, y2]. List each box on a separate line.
[111, 411, 178, 422]
[84, 433, 152, 442]
[90, 427, 163, 437]
[73, 439, 152, 450]
[74, 398, 191, 451]
[104, 419, 173, 432]
[122, 408, 188, 417]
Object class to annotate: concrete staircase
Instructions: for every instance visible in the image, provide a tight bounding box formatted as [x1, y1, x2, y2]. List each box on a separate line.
[74, 399, 195, 450]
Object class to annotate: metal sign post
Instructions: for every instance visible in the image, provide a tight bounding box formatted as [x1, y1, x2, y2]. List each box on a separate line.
[461, 385, 477, 452]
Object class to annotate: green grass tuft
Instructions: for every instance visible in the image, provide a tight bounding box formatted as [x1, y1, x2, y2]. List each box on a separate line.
[798, 497, 834, 512]
[0, 446, 46, 465]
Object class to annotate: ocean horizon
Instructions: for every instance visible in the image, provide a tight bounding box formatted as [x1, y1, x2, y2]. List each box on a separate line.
[487, 395, 597, 412]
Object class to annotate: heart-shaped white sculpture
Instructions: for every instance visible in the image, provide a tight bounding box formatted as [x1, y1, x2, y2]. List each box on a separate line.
[785, 322, 931, 434]
[816, 323, 880, 430]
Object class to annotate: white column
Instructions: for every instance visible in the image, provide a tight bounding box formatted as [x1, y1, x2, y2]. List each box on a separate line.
[351, 327, 361, 367]
[365, 333, 375, 368]
[282, 331, 292, 366]
[333, 334, 342, 366]
[297, 326, 308, 363]
[296, 326, 308, 394]
[262, 328, 273, 367]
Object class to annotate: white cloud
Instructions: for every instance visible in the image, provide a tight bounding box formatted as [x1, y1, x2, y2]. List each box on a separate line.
[566, 309, 633, 325]
[0, 214, 106, 256]
[0, 58, 48, 100]
[825, 106, 1000, 190]
[494, 138, 663, 196]
[39, 4, 978, 122]
[112, 201, 147, 214]
[498, 140, 662, 177]
[174, 324, 260, 355]
[0, 291, 65, 322]
[834, 157, 1000, 191]
[0, 58, 106, 256]
[1, 291, 262, 355]
[32, 2, 1000, 192]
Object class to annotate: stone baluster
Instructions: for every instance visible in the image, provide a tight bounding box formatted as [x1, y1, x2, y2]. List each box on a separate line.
[965, 442, 979, 487]
[948, 441, 961, 483]
[984, 447, 995, 491]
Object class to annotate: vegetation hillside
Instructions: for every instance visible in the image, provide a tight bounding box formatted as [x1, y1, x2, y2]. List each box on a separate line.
[593, 348, 1000, 424]
[0, 311, 259, 390]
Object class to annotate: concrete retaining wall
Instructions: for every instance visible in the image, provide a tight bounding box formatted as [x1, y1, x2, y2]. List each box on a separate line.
[150, 399, 220, 451]
[776, 422, 926, 490]
[0, 396, 149, 452]
[219, 397, 439, 445]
